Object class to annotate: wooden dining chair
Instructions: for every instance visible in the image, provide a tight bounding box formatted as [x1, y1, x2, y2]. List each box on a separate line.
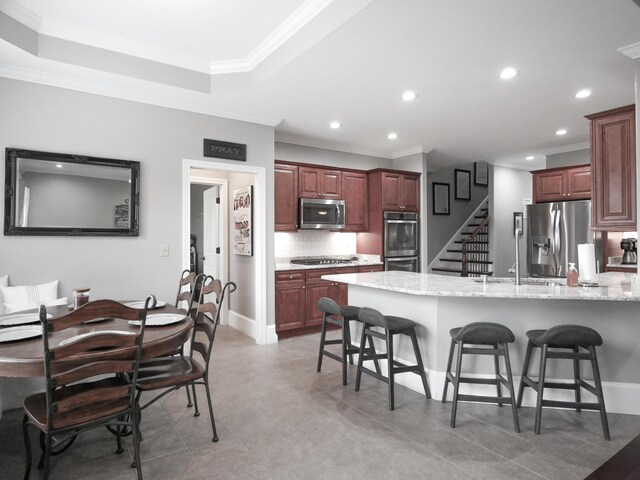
[136, 275, 237, 442]
[22, 299, 151, 480]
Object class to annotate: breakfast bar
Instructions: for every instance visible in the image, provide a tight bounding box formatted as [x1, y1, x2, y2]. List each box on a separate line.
[321, 271, 640, 415]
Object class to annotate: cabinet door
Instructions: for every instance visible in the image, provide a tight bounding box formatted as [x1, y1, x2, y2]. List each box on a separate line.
[305, 282, 333, 326]
[401, 174, 420, 211]
[381, 172, 401, 210]
[320, 170, 342, 198]
[298, 167, 321, 198]
[590, 106, 636, 229]
[275, 164, 298, 231]
[343, 171, 368, 231]
[533, 170, 565, 203]
[275, 284, 306, 331]
[566, 166, 591, 200]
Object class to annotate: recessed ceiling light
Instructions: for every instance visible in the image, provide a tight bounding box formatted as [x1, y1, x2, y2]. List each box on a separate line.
[387, 132, 398, 140]
[329, 121, 341, 129]
[55, 164, 63, 168]
[499, 67, 518, 79]
[401, 91, 417, 101]
[556, 129, 568, 136]
[526, 155, 535, 161]
[575, 89, 592, 99]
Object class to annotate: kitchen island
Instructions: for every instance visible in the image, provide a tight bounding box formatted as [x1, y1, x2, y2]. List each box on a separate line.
[321, 271, 640, 415]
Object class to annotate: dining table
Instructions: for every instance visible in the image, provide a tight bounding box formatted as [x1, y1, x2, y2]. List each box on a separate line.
[0, 302, 193, 378]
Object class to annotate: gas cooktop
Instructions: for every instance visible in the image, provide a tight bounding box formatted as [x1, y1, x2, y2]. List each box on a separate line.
[290, 257, 357, 266]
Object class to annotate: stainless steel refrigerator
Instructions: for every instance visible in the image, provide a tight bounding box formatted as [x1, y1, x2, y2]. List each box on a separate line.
[526, 200, 597, 277]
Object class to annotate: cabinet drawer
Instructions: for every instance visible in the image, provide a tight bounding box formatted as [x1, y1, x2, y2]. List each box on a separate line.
[358, 265, 383, 273]
[333, 267, 358, 275]
[305, 268, 334, 285]
[275, 271, 305, 285]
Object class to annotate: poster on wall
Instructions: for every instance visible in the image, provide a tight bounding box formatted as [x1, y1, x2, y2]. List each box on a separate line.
[233, 186, 253, 256]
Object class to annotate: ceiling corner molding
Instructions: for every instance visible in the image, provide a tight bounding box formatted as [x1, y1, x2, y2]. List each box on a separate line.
[0, 0, 41, 30]
[274, 134, 391, 159]
[391, 146, 428, 159]
[541, 141, 590, 155]
[619, 41, 640, 59]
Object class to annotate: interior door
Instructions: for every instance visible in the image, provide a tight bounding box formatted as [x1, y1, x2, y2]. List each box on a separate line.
[203, 186, 221, 303]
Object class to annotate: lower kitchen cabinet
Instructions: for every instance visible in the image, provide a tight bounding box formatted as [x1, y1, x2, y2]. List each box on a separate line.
[274, 272, 306, 331]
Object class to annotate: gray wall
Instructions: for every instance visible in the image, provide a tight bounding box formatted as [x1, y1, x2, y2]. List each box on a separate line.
[426, 162, 489, 263]
[275, 142, 391, 169]
[545, 149, 590, 169]
[489, 165, 533, 276]
[0, 78, 275, 323]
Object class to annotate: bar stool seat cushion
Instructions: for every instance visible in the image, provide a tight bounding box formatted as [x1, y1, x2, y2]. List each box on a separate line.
[450, 322, 515, 344]
[526, 325, 603, 347]
[340, 305, 361, 320]
[382, 315, 416, 333]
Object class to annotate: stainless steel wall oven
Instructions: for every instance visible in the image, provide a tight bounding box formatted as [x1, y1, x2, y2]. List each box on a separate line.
[383, 211, 420, 272]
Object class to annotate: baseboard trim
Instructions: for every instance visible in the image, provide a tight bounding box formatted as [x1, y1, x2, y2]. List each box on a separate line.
[228, 310, 255, 339]
[266, 324, 278, 344]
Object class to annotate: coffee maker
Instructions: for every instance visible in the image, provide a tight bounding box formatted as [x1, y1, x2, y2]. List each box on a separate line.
[620, 238, 637, 264]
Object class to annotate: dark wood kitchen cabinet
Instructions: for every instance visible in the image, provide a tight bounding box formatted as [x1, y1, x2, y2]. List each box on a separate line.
[298, 166, 342, 199]
[531, 164, 591, 203]
[375, 170, 420, 212]
[275, 163, 298, 231]
[274, 271, 306, 331]
[304, 269, 334, 327]
[587, 105, 636, 230]
[343, 171, 368, 231]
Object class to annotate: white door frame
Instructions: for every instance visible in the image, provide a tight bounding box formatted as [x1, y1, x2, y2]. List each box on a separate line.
[182, 159, 268, 345]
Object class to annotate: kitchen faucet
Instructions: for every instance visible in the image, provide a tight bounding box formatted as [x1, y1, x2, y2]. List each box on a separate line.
[509, 227, 522, 285]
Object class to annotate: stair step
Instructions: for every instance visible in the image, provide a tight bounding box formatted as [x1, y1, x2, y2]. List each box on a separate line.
[440, 259, 493, 264]
[474, 215, 488, 219]
[447, 249, 490, 254]
[455, 240, 488, 244]
[432, 267, 462, 274]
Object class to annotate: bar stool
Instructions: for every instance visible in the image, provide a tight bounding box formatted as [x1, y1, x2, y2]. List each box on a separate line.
[355, 307, 431, 410]
[517, 324, 610, 440]
[316, 297, 380, 386]
[442, 322, 520, 432]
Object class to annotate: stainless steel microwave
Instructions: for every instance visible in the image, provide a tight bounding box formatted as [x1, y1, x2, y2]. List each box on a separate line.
[299, 198, 345, 230]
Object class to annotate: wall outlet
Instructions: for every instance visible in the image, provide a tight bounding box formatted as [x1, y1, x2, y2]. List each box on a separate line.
[160, 244, 169, 257]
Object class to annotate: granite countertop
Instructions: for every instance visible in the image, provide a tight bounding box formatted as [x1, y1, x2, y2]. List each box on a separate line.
[276, 259, 383, 271]
[321, 271, 640, 302]
[606, 263, 637, 269]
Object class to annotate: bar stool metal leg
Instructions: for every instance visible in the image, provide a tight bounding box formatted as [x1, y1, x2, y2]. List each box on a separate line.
[589, 346, 611, 441]
[442, 337, 456, 402]
[410, 329, 431, 399]
[450, 340, 464, 428]
[534, 344, 548, 435]
[517, 339, 534, 408]
[502, 342, 520, 433]
[493, 343, 503, 407]
[386, 331, 395, 410]
[354, 325, 367, 392]
[573, 345, 581, 412]
[317, 314, 329, 373]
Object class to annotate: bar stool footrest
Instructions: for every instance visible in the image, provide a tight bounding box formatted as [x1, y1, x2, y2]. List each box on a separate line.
[458, 394, 514, 404]
[541, 399, 603, 410]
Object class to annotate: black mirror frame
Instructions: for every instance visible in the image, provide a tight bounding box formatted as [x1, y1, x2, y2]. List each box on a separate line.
[4, 148, 140, 236]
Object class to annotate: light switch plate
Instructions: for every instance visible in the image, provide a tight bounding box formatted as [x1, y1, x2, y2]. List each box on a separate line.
[160, 244, 169, 257]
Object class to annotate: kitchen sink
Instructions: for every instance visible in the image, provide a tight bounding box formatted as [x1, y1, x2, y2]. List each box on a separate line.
[473, 276, 565, 287]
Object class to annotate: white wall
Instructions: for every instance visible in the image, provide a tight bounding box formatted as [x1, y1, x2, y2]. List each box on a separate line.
[546, 149, 590, 169]
[490, 165, 533, 276]
[275, 142, 391, 169]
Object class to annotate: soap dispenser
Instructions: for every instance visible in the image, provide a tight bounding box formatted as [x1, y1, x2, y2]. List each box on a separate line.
[567, 263, 579, 287]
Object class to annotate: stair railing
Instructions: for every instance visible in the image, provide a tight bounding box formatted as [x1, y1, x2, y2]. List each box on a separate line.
[461, 215, 490, 277]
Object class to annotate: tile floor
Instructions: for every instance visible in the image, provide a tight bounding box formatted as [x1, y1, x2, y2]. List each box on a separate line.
[1, 326, 639, 480]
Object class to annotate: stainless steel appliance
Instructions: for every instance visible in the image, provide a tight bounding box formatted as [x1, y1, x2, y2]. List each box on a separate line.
[299, 198, 345, 230]
[620, 238, 637, 264]
[526, 200, 597, 277]
[383, 211, 420, 272]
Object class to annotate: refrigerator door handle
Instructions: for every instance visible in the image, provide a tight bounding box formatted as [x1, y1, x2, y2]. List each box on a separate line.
[554, 207, 562, 275]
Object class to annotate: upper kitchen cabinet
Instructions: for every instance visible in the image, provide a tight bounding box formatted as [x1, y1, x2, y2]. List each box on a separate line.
[342, 171, 368, 231]
[275, 163, 298, 231]
[298, 166, 342, 199]
[586, 105, 636, 230]
[371, 170, 421, 212]
[531, 164, 591, 203]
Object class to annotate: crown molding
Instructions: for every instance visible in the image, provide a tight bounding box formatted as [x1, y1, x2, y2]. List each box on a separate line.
[541, 142, 590, 155]
[619, 41, 640, 59]
[391, 146, 429, 159]
[275, 134, 391, 159]
[0, 0, 41, 30]
[0, 63, 282, 127]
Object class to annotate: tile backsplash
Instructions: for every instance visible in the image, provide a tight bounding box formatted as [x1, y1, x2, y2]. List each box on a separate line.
[275, 231, 356, 258]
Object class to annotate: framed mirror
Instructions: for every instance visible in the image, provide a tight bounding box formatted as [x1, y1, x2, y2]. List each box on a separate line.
[4, 148, 140, 236]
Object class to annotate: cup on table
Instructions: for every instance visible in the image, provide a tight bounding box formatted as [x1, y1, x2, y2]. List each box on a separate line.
[73, 288, 91, 309]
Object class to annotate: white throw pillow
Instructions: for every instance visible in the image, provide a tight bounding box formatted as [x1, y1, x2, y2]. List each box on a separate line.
[0, 275, 7, 315]
[4, 297, 68, 314]
[1, 280, 59, 312]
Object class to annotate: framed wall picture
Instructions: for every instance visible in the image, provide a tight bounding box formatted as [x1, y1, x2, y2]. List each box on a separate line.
[455, 169, 471, 200]
[232, 186, 253, 256]
[474, 161, 488, 186]
[432, 182, 450, 215]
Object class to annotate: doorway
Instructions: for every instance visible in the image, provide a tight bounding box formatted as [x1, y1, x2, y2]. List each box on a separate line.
[182, 159, 269, 345]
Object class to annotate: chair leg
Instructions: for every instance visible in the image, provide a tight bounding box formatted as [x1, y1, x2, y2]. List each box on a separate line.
[186, 383, 193, 408]
[116, 420, 124, 454]
[42, 432, 52, 480]
[493, 344, 503, 407]
[344, 319, 355, 365]
[502, 343, 520, 433]
[341, 319, 348, 386]
[442, 337, 456, 403]
[191, 382, 200, 417]
[589, 346, 610, 441]
[451, 341, 464, 428]
[131, 406, 143, 480]
[409, 329, 431, 399]
[517, 339, 534, 408]
[355, 324, 368, 392]
[534, 344, 548, 435]
[22, 415, 32, 480]
[368, 335, 381, 374]
[573, 346, 581, 413]
[317, 315, 328, 372]
[386, 331, 395, 411]
[204, 377, 219, 442]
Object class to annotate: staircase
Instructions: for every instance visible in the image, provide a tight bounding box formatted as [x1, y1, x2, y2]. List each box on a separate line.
[429, 199, 493, 277]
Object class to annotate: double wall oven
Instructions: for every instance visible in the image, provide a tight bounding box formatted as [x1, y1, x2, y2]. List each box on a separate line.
[383, 211, 420, 272]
